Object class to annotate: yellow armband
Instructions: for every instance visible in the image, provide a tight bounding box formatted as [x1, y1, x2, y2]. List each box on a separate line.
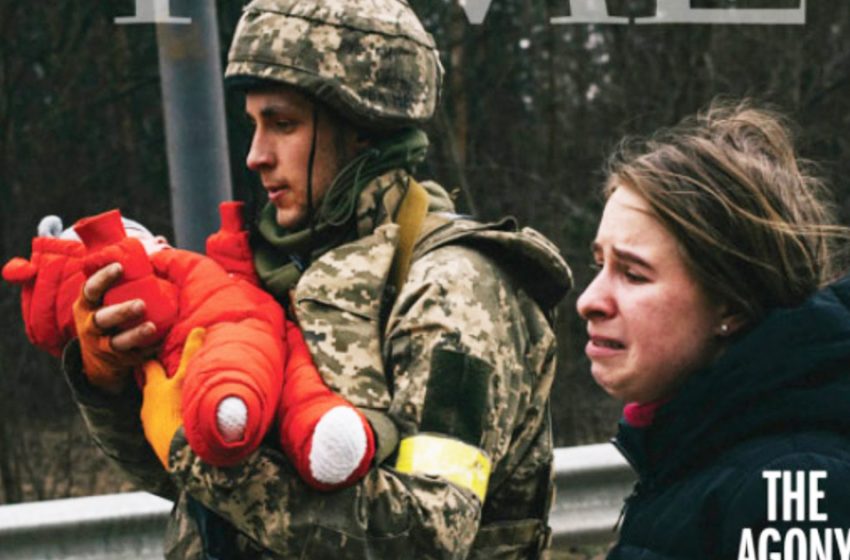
[394, 433, 491, 501]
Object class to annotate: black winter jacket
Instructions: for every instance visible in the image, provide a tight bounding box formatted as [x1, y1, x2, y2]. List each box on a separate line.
[609, 275, 850, 560]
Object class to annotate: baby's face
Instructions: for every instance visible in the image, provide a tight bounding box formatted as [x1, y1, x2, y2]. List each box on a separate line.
[56, 217, 170, 254]
[125, 228, 170, 255]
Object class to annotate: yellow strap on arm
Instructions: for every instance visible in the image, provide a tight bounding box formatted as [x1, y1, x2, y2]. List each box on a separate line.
[394, 433, 491, 501]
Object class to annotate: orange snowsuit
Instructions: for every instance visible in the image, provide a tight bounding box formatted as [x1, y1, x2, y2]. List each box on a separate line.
[2, 205, 375, 489]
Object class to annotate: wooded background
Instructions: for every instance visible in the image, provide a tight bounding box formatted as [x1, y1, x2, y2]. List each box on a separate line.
[1, 0, 847, 504]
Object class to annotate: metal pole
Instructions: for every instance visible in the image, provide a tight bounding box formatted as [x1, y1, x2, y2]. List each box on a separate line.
[155, 0, 232, 252]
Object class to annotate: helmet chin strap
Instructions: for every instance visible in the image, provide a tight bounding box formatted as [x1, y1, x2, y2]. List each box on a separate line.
[304, 104, 319, 264]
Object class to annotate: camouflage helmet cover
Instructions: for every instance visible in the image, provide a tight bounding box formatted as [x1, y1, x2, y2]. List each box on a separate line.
[226, 0, 444, 130]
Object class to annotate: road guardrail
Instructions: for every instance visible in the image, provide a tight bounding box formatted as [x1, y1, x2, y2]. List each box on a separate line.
[0, 443, 635, 558]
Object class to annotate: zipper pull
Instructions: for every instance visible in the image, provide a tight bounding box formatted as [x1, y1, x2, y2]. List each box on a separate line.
[614, 503, 627, 533]
[614, 481, 642, 533]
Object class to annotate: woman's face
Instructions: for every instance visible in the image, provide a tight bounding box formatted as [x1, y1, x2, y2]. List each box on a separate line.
[576, 185, 725, 404]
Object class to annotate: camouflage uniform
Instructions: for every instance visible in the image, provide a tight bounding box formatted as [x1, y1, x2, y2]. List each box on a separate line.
[64, 1, 573, 557]
[65, 171, 571, 558]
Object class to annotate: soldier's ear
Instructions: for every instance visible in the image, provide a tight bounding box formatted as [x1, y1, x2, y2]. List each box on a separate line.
[354, 130, 371, 151]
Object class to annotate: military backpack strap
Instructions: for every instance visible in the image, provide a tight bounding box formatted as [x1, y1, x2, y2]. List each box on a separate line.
[388, 177, 430, 294]
[389, 178, 456, 292]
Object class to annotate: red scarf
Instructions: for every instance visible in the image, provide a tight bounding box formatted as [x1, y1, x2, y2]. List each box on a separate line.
[623, 400, 668, 428]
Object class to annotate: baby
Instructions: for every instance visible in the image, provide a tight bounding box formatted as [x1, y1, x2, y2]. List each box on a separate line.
[3, 206, 375, 490]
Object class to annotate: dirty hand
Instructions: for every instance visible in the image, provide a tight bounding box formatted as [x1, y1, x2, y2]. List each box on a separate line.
[73, 262, 157, 393]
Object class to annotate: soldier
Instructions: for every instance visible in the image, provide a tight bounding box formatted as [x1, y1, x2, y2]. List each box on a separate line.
[64, 0, 572, 558]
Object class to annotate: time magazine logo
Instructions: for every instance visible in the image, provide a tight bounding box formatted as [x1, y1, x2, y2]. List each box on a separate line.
[115, 0, 191, 25]
[114, 0, 806, 26]
[460, 0, 806, 25]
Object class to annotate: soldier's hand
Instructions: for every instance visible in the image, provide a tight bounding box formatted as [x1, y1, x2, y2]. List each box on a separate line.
[73, 262, 158, 393]
[85, 263, 159, 351]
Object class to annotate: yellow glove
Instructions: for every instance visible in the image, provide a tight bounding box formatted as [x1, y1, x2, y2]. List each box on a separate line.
[72, 293, 144, 394]
[141, 327, 206, 468]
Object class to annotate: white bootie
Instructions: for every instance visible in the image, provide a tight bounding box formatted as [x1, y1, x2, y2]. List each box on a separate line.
[309, 406, 368, 484]
[216, 396, 248, 442]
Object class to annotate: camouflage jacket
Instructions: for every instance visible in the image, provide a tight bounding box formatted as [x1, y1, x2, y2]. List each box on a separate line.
[64, 171, 572, 559]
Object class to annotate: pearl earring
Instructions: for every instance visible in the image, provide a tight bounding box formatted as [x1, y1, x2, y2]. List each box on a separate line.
[719, 323, 729, 335]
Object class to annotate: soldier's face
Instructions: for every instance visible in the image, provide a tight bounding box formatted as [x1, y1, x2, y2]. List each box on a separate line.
[576, 185, 725, 404]
[245, 88, 358, 230]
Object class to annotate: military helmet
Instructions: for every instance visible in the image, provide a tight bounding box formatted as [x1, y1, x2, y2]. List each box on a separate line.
[226, 0, 444, 130]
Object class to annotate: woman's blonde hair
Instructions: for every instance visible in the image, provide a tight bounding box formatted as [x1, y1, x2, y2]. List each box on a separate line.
[606, 99, 848, 323]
